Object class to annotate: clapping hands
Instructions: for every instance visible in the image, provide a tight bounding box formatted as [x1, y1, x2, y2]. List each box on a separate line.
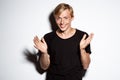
[33, 36, 48, 54]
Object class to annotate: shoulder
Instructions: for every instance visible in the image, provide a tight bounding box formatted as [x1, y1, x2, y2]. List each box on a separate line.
[76, 29, 89, 37]
[44, 31, 55, 38]
[44, 31, 56, 43]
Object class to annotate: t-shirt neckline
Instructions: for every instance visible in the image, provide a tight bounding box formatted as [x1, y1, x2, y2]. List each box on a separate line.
[55, 29, 78, 40]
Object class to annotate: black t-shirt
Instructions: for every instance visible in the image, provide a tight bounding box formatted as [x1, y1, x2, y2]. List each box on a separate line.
[44, 29, 91, 75]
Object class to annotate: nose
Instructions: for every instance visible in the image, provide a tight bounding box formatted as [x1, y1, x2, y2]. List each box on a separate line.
[60, 19, 64, 25]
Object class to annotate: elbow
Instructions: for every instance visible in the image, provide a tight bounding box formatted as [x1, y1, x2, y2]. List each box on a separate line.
[41, 66, 49, 70]
[82, 60, 91, 69]
[40, 62, 50, 70]
[83, 64, 90, 69]
[82, 59, 91, 69]
[81, 53, 91, 69]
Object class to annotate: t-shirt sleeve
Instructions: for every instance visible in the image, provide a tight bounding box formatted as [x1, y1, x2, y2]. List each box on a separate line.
[85, 33, 92, 54]
[43, 32, 55, 55]
[43, 32, 54, 46]
[85, 44, 91, 54]
[43, 33, 51, 54]
[43, 34, 49, 45]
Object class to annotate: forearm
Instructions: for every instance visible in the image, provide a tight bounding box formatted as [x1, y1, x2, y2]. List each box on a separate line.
[40, 53, 50, 70]
[80, 49, 91, 69]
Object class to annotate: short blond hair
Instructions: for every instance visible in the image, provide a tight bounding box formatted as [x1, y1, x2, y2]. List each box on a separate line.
[53, 3, 74, 17]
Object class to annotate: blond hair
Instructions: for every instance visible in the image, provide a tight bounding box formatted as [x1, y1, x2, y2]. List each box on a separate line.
[53, 3, 74, 17]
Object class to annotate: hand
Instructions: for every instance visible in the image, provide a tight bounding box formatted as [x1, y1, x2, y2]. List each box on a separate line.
[33, 36, 48, 54]
[80, 33, 94, 49]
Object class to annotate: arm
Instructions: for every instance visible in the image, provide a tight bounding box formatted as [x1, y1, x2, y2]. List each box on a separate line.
[40, 52, 50, 70]
[80, 49, 91, 69]
[80, 33, 94, 69]
[33, 36, 50, 70]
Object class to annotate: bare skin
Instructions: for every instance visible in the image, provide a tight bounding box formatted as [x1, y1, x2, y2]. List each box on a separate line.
[33, 9, 94, 70]
[33, 37, 50, 70]
[80, 33, 94, 69]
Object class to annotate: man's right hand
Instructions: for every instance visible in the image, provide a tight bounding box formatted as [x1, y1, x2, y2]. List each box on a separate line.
[33, 36, 48, 54]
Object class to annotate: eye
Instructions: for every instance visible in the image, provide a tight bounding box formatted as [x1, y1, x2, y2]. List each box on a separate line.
[56, 17, 61, 20]
[64, 17, 68, 19]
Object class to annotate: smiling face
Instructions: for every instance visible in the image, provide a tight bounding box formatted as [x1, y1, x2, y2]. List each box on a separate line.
[53, 3, 74, 32]
[55, 9, 73, 32]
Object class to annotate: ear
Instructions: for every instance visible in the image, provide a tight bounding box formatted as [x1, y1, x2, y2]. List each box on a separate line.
[71, 16, 74, 21]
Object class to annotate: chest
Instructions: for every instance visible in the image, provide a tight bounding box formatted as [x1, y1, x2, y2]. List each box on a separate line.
[50, 37, 81, 55]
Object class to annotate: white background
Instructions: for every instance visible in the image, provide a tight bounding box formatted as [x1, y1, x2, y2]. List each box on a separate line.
[0, 0, 120, 80]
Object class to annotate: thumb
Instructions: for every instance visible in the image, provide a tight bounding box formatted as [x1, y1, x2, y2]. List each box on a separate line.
[90, 33, 94, 39]
[87, 33, 94, 41]
[41, 38, 46, 44]
[82, 34, 87, 40]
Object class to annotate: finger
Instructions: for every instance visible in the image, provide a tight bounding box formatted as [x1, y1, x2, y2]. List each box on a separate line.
[88, 33, 94, 41]
[90, 33, 94, 39]
[86, 33, 94, 43]
[34, 36, 40, 43]
[34, 45, 38, 49]
[33, 37, 36, 43]
[41, 38, 46, 44]
[81, 34, 87, 40]
[35, 36, 39, 41]
[33, 37, 40, 46]
[33, 36, 37, 41]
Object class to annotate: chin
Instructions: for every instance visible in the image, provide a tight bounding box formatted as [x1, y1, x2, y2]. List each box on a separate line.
[58, 25, 68, 32]
[59, 28, 67, 32]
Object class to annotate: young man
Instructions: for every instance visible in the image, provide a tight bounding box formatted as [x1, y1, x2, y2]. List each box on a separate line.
[33, 3, 94, 80]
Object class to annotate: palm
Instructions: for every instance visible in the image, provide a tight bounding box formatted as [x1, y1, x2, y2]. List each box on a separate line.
[33, 36, 48, 53]
[80, 33, 94, 49]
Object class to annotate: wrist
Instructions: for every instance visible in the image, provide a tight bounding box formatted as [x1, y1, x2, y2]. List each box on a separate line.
[80, 48, 86, 54]
[80, 48, 85, 51]
[40, 50, 48, 54]
[43, 52, 48, 54]
[41, 53, 49, 57]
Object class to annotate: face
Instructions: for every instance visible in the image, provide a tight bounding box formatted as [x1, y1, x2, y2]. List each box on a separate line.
[55, 9, 73, 32]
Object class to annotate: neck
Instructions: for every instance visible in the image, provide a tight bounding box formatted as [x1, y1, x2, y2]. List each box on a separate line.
[58, 28, 73, 35]
[56, 27, 76, 39]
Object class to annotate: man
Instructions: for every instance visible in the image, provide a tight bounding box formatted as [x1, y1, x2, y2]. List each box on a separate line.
[33, 3, 94, 80]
